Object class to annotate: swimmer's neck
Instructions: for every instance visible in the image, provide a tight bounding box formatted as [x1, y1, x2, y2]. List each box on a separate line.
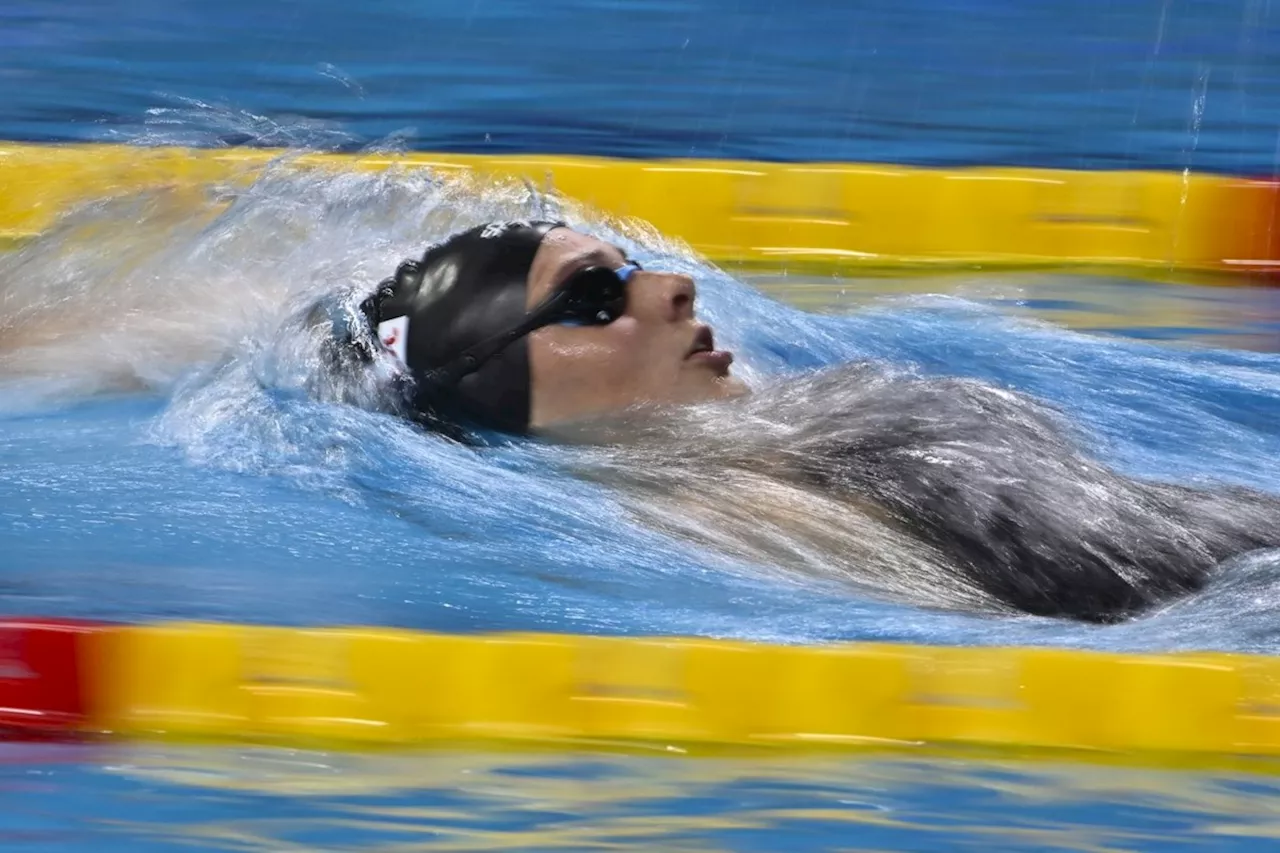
[532, 385, 753, 446]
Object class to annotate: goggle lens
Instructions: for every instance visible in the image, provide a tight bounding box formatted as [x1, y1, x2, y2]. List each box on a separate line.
[555, 263, 639, 325]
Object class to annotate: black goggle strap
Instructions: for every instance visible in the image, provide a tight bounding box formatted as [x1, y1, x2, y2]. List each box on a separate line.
[422, 289, 572, 388]
[420, 263, 640, 390]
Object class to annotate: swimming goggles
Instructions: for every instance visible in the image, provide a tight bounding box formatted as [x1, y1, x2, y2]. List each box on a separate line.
[424, 262, 641, 387]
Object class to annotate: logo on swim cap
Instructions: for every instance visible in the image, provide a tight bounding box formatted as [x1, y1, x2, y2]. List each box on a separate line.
[479, 220, 536, 240]
[377, 315, 409, 364]
[371, 219, 564, 435]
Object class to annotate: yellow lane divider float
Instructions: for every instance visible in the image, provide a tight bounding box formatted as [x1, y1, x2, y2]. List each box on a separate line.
[4, 618, 1280, 762]
[1, 142, 1278, 277]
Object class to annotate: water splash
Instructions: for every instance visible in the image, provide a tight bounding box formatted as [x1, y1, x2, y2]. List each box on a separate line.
[3, 152, 1280, 647]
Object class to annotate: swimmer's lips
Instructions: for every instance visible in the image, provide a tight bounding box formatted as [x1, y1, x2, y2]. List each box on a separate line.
[686, 324, 734, 374]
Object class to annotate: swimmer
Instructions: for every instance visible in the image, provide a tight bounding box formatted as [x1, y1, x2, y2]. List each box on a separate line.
[348, 220, 1280, 623]
[352, 220, 746, 436]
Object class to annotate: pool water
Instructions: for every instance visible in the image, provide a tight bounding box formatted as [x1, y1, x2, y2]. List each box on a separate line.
[4, 184, 1280, 651]
[6, 202, 1280, 849]
[5, 0, 1280, 173]
[5, 0, 1280, 848]
[3, 162, 1280, 850]
[746, 269, 1280, 354]
[4, 742, 1280, 852]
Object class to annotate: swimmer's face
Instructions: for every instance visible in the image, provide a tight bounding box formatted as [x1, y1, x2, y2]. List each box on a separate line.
[525, 227, 746, 430]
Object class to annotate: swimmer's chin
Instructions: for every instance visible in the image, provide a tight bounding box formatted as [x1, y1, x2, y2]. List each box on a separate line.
[715, 373, 751, 400]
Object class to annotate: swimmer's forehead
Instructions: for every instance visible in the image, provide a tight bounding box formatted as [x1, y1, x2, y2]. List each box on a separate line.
[527, 228, 630, 305]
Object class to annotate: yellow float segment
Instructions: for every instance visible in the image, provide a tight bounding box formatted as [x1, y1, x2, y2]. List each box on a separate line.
[78, 623, 1280, 758]
[3, 142, 1277, 276]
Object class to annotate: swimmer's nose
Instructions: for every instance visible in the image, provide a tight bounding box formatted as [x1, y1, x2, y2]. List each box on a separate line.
[631, 271, 696, 323]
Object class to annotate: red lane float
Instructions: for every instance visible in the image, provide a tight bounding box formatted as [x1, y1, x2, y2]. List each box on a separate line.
[0, 619, 105, 735]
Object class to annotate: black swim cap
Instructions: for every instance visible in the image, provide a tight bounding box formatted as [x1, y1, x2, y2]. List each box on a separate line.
[365, 220, 562, 434]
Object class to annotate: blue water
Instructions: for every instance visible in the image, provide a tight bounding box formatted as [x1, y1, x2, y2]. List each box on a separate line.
[3, 173, 1280, 650]
[4, 171, 1280, 851]
[7, 1, 1280, 849]
[3, 743, 1280, 852]
[4, 0, 1280, 173]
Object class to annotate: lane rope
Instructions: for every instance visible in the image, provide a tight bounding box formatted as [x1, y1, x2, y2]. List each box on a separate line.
[2, 142, 1277, 278]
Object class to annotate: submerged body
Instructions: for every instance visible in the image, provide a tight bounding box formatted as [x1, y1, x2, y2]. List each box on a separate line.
[567, 362, 1280, 622]
[342, 219, 1279, 623]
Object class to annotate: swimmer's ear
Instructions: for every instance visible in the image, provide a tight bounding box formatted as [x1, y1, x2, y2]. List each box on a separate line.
[394, 259, 422, 288]
[364, 260, 422, 322]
